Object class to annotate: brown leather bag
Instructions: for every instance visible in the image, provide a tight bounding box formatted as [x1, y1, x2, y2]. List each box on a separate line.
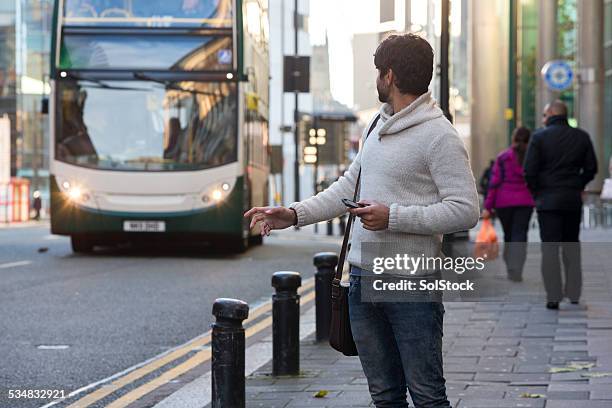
[329, 115, 379, 356]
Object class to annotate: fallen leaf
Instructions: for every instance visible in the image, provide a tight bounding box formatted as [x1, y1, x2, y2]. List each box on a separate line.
[581, 372, 612, 378]
[549, 367, 578, 373]
[520, 393, 546, 399]
[568, 362, 595, 370]
[313, 390, 329, 398]
[549, 362, 595, 373]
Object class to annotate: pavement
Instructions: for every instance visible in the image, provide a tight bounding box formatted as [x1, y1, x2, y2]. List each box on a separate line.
[0, 219, 49, 229]
[244, 303, 612, 408]
[240, 226, 612, 408]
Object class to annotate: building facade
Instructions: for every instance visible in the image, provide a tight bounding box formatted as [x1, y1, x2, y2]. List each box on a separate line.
[0, 0, 52, 207]
[268, 0, 312, 205]
[471, 0, 611, 186]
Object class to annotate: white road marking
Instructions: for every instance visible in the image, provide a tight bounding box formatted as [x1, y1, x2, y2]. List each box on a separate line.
[37, 345, 70, 350]
[43, 235, 62, 240]
[0, 260, 32, 269]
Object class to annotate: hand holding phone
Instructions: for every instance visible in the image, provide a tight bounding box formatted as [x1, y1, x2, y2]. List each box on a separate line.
[343, 199, 390, 231]
[342, 198, 366, 209]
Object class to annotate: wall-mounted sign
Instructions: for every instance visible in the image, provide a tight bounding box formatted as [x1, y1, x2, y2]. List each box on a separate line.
[283, 56, 310, 93]
[541, 60, 574, 91]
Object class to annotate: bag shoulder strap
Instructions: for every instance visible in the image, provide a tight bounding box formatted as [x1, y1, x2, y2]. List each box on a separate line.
[489, 155, 506, 189]
[334, 114, 380, 281]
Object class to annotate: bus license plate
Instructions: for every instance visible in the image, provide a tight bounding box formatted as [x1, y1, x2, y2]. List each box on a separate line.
[123, 221, 166, 232]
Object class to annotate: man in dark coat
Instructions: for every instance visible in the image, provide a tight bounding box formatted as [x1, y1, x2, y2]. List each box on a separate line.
[524, 100, 598, 309]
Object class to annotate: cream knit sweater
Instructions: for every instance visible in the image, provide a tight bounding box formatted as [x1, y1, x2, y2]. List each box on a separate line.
[290, 92, 480, 274]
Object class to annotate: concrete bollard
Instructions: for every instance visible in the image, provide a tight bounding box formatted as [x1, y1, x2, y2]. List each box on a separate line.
[338, 215, 347, 236]
[313, 252, 338, 341]
[211, 298, 249, 408]
[326, 219, 334, 236]
[271, 271, 301, 376]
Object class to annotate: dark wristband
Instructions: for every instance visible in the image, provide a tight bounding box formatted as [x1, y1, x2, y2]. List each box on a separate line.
[289, 207, 298, 226]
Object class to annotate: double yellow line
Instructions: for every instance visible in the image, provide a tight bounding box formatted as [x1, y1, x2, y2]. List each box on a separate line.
[66, 279, 316, 408]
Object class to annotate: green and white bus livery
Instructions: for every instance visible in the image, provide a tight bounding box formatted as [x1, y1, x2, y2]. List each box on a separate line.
[49, 0, 270, 252]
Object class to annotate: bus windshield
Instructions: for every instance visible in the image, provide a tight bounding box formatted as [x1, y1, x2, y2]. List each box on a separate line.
[62, 0, 232, 27]
[56, 80, 237, 171]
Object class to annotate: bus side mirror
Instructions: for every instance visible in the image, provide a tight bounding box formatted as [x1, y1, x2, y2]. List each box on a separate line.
[41, 97, 49, 115]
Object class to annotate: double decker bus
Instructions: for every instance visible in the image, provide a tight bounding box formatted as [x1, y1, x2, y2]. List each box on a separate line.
[49, 0, 270, 252]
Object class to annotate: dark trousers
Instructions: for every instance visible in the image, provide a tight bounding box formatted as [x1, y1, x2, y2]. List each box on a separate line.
[495, 206, 533, 281]
[537, 209, 582, 302]
[349, 269, 450, 408]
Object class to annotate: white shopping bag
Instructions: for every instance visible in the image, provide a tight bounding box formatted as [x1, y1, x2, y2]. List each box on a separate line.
[601, 178, 612, 201]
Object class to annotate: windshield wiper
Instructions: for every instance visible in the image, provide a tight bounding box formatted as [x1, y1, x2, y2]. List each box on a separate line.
[133, 72, 223, 98]
[62, 72, 148, 91]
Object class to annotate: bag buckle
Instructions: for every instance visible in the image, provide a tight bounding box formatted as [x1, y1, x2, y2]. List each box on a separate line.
[331, 278, 341, 299]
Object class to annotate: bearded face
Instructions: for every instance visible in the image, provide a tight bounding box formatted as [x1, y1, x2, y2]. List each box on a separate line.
[376, 69, 391, 103]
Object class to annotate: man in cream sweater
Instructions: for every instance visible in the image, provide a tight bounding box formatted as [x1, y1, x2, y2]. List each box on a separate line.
[246, 34, 479, 408]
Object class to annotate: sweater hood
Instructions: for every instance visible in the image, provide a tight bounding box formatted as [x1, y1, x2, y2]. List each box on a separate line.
[377, 92, 445, 137]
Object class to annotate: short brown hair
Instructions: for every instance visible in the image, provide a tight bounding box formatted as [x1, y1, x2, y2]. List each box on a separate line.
[374, 34, 434, 96]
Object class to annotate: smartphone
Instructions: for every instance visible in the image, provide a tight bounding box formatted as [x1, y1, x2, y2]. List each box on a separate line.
[342, 198, 366, 209]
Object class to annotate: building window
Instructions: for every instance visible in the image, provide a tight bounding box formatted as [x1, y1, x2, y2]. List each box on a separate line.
[380, 0, 395, 23]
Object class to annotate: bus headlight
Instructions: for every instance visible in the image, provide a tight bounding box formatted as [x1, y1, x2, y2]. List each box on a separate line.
[67, 186, 82, 201]
[211, 189, 223, 201]
[201, 181, 233, 205]
[59, 179, 90, 203]
[67, 186, 90, 203]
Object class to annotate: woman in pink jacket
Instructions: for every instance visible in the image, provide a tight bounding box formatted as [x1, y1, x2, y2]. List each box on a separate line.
[483, 127, 535, 281]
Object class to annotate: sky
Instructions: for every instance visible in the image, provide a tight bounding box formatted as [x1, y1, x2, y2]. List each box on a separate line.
[309, 0, 380, 107]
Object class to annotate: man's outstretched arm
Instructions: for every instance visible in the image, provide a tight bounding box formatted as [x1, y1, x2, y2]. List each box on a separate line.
[245, 150, 362, 235]
[289, 153, 361, 227]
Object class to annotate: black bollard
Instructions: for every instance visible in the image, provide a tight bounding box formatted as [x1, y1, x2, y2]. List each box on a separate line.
[271, 271, 301, 376]
[326, 219, 333, 236]
[313, 252, 338, 341]
[211, 298, 249, 408]
[338, 215, 346, 236]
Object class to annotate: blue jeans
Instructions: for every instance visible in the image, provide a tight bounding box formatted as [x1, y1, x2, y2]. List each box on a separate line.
[348, 270, 450, 408]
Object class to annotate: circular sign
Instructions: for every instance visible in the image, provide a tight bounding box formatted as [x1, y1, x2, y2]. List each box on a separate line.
[541, 60, 574, 91]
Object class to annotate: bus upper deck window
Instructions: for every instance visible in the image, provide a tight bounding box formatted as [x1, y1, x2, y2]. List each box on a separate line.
[63, 0, 233, 27]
